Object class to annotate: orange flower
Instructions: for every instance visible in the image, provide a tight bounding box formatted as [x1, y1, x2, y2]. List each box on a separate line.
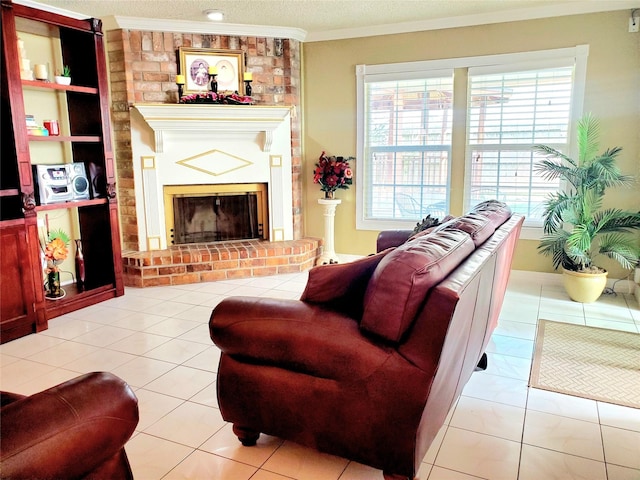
[45, 237, 68, 263]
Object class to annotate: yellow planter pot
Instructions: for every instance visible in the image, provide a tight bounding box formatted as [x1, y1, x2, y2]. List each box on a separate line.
[562, 268, 608, 303]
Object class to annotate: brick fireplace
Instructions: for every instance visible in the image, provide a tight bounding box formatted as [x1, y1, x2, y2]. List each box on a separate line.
[105, 29, 317, 286]
[119, 104, 319, 287]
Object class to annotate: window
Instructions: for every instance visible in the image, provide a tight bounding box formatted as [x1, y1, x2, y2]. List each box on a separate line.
[466, 65, 575, 224]
[364, 74, 453, 223]
[356, 46, 588, 233]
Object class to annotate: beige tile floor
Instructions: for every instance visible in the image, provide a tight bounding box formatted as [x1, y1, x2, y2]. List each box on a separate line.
[1, 271, 639, 480]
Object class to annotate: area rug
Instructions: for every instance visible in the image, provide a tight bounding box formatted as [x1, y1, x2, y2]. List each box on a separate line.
[530, 320, 640, 408]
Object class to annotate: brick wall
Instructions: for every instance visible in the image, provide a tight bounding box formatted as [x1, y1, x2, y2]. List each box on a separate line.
[105, 30, 303, 252]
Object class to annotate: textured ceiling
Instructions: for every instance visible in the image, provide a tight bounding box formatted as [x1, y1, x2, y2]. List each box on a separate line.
[20, 0, 640, 41]
[26, 0, 640, 35]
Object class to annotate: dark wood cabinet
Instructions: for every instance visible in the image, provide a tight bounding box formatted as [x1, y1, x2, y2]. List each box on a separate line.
[0, 221, 38, 343]
[0, 0, 123, 343]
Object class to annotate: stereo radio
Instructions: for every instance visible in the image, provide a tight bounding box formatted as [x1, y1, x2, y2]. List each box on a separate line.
[34, 163, 90, 205]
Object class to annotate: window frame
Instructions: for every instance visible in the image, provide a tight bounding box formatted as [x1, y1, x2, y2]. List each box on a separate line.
[356, 45, 588, 236]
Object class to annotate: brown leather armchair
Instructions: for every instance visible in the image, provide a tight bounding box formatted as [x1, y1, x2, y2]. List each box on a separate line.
[210, 201, 523, 480]
[1, 371, 139, 479]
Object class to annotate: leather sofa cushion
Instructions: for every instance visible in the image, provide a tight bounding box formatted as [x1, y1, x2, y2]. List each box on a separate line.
[472, 200, 512, 230]
[300, 248, 393, 319]
[435, 213, 493, 247]
[360, 229, 475, 343]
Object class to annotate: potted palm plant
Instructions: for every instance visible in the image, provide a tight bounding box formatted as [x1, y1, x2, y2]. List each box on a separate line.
[534, 114, 640, 303]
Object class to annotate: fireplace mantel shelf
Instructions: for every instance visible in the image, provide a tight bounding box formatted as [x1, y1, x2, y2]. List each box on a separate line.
[132, 104, 293, 153]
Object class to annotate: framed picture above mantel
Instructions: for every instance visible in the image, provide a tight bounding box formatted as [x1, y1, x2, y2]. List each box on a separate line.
[178, 47, 245, 95]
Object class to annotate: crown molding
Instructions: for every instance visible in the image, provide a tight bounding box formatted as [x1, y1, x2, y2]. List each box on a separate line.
[14, 0, 639, 43]
[12, 0, 89, 19]
[103, 16, 307, 42]
[305, 1, 640, 42]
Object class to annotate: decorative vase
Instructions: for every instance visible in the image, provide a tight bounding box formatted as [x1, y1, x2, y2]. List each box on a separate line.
[75, 239, 85, 290]
[47, 271, 62, 298]
[324, 190, 335, 200]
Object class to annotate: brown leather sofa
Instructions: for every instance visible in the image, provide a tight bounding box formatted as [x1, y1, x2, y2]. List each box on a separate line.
[210, 201, 524, 480]
[1, 372, 139, 479]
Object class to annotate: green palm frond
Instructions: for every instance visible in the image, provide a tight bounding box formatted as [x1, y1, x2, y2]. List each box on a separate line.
[566, 223, 592, 255]
[597, 233, 640, 270]
[538, 230, 571, 269]
[534, 159, 581, 189]
[593, 210, 640, 233]
[577, 188, 602, 225]
[585, 148, 633, 190]
[577, 113, 600, 163]
[541, 192, 574, 234]
[532, 144, 576, 165]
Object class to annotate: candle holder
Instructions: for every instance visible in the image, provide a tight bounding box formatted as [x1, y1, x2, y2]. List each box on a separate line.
[244, 80, 252, 97]
[175, 74, 185, 103]
[209, 73, 218, 93]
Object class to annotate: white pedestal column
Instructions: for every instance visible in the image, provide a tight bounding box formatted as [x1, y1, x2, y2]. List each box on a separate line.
[317, 198, 341, 265]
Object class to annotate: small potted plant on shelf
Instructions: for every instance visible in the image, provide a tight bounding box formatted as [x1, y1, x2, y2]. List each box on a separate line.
[54, 65, 71, 85]
[534, 113, 640, 303]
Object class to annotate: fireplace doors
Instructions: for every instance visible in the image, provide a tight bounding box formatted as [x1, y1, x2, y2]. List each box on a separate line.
[165, 184, 268, 244]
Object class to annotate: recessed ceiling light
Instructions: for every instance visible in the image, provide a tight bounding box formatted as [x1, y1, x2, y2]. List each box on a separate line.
[204, 10, 224, 21]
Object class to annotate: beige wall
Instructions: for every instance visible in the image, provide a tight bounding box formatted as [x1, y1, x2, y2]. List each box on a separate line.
[301, 10, 640, 278]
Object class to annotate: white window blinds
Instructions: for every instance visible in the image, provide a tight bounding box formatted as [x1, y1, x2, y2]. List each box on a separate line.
[467, 65, 575, 223]
[363, 75, 453, 223]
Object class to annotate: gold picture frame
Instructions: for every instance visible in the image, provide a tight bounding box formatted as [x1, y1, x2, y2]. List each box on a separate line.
[178, 47, 245, 94]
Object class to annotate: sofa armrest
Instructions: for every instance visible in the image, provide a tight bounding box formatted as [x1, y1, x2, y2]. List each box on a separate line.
[1, 372, 139, 480]
[210, 296, 394, 381]
[376, 230, 412, 252]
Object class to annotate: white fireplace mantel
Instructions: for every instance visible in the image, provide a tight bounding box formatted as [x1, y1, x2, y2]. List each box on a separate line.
[132, 104, 294, 153]
[129, 103, 294, 251]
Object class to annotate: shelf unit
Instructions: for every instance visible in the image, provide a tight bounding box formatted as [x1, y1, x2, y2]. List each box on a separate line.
[0, 0, 123, 343]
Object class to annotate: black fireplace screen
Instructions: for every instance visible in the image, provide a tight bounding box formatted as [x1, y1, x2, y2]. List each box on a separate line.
[172, 193, 262, 244]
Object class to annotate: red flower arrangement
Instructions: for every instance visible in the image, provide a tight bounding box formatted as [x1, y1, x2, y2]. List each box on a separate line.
[313, 151, 354, 195]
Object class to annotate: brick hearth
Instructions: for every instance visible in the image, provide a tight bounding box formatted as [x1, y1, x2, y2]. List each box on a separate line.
[122, 238, 321, 287]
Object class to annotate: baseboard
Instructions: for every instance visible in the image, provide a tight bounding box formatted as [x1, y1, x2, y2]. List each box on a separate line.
[509, 270, 636, 295]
